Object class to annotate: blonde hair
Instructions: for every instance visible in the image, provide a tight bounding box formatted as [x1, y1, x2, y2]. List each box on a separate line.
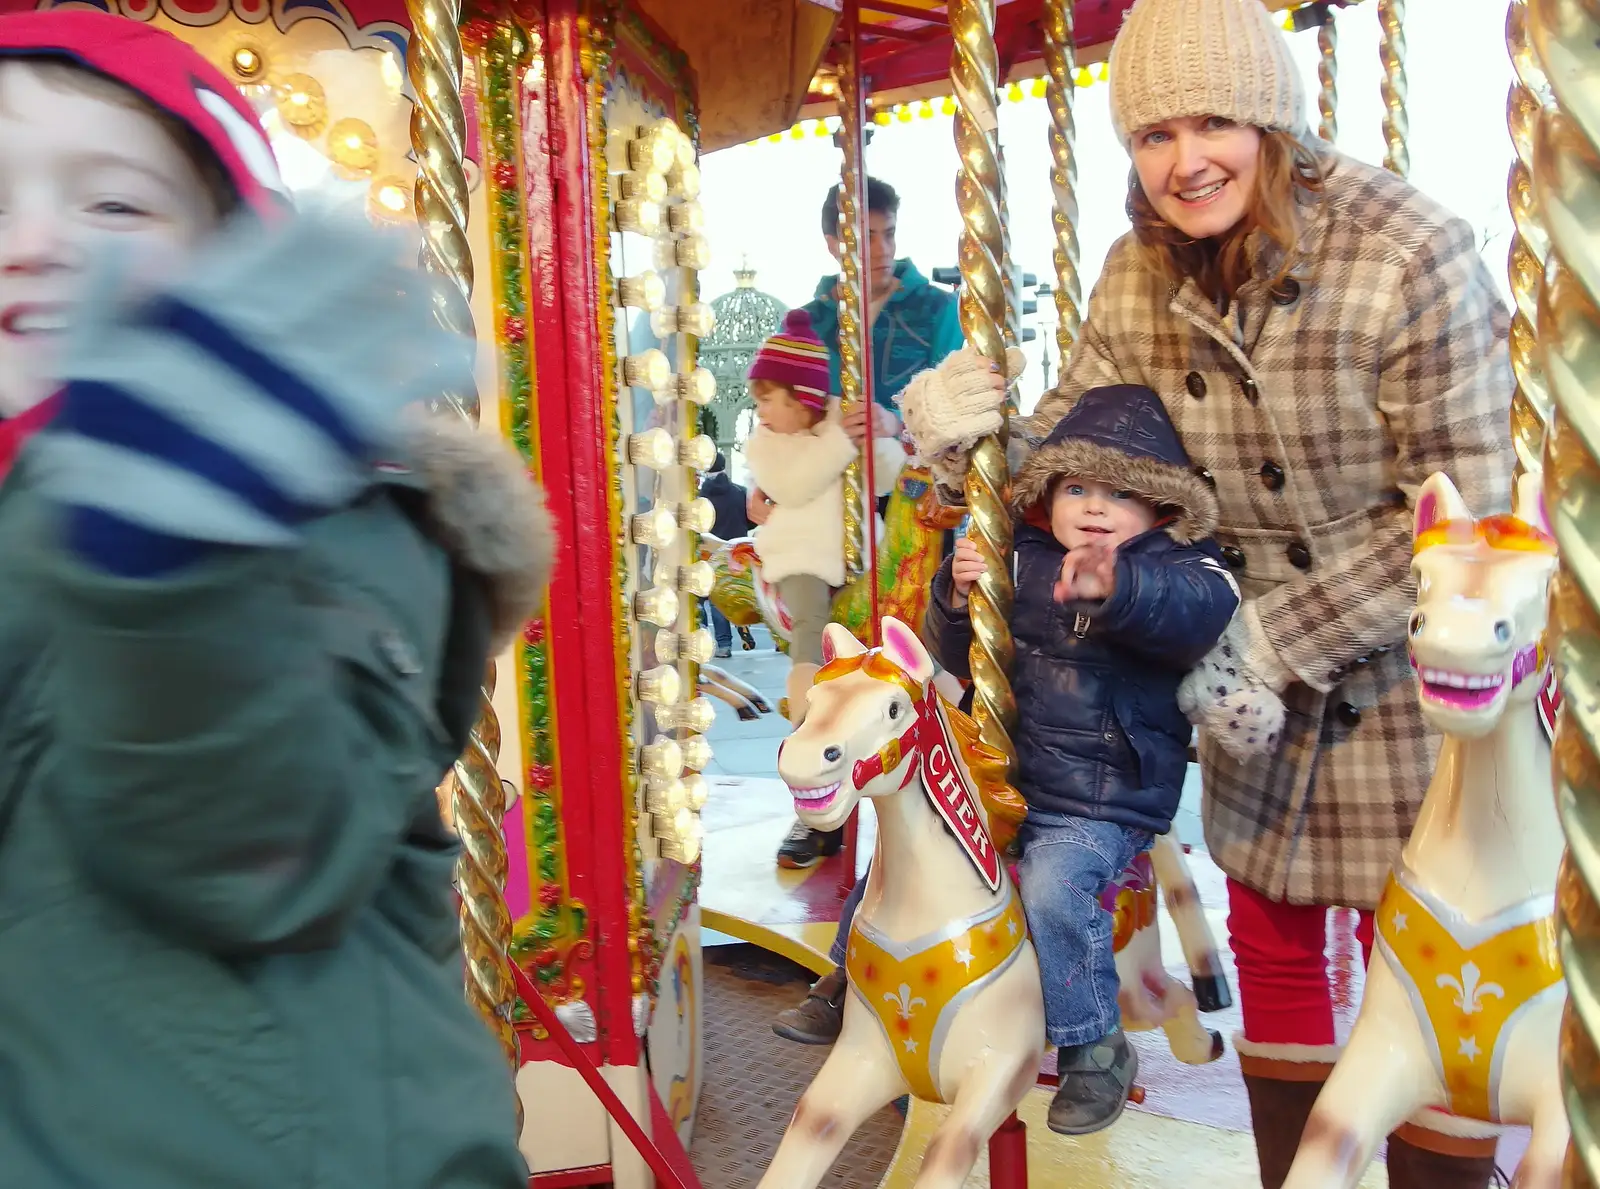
[0, 58, 239, 217]
[1126, 128, 1326, 302]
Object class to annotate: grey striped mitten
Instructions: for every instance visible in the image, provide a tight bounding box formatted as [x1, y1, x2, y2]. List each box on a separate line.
[34, 209, 475, 577]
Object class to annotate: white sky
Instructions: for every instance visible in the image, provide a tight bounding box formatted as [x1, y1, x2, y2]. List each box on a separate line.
[695, 0, 1516, 414]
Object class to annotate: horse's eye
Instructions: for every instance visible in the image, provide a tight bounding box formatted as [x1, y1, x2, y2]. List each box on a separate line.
[889, 702, 901, 720]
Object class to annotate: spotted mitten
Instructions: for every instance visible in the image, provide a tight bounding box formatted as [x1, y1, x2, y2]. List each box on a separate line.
[1178, 615, 1287, 762]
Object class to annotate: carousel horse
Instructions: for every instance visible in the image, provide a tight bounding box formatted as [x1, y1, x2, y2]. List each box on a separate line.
[697, 660, 771, 720]
[760, 618, 1231, 1189]
[700, 463, 958, 655]
[1281, 471, 1567, 1189]
[1111, 835, 1229, 1064]
[759, 617, 1040, 1189]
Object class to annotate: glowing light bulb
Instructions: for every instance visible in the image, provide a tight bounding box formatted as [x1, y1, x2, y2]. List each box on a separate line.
[682, 774, 709, 812]
[657, 696, 715, 734]
[677, 497, 714, 534]
[668, 162, 701, 199]
[627, 427, 675, 469]
[619, 170, 667, 204]
[637, 664, 683, 706]
[674, 234, 711, 271]
[623, 349, 671, 392]
[628, 127, 674, 175]
[630, 506, 678, 549]
[677, 561, 714, 599]
[618, 270, 666, 310]
[614, 199, 662, 236]
[675, 628, 716, 664]
[654, 806, 694, 843]
[678, 368, 715, 406]
[231, 46, 265, 79]
[646, 778, 688, 815]
[678, 303, 715, 336]
[679, 434, 716, 471]
[660, 832, 701, 865]
[639, 735, 683, 780]
[633, 586, 680, 628]
[668, 201, 705, 236]
[680, 735, 712, 773]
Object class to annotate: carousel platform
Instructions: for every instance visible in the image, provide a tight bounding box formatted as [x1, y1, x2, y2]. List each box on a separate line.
[695, 633, 1524, 1187]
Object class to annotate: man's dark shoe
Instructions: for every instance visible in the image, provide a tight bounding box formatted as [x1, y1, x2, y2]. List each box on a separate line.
[776, 819, 843, 869]
[773, 967, 847, 1045]
[1048, 1028, 1139, 1135]
[737, 625, 756, 650]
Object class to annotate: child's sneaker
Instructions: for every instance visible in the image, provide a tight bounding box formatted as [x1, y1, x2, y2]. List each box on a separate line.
[1047, 1028, 1138, 1135]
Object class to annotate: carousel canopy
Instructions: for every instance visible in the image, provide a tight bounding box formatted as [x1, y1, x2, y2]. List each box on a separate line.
[634, 0, 836, 151]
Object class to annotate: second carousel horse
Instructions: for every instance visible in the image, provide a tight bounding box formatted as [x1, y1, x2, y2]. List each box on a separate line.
[1281, 471, 1567, 1188]
[758, 618, 1041, 1189]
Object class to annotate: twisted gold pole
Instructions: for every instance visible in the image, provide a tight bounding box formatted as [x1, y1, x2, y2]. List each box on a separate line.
[1042, 0, 1081, 364]
[1316, 5, 1339, 145]
[1377, 0, 1409, 177]
[1528, 1, 1600, 1182]
[950, 0, 1016, 769]
[1507, 0, 1553, 485]
[836, 41, 867, 582]
[406, 0, 517, 1076]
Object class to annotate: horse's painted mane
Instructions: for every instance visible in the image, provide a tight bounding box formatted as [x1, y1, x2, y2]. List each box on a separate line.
[817, 645, 1027, 857]
[936, 691, 1027, 857]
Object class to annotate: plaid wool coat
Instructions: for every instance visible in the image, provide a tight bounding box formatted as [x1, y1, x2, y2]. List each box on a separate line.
[1018, 154, 1513, 909]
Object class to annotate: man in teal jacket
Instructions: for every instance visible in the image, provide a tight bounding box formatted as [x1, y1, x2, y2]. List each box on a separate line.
[749, 176, 965, 870]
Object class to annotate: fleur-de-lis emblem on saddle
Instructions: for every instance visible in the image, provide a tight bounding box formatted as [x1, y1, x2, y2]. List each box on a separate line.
[884, 983, 927, 1021]
[1436, 962, 1506, 1015]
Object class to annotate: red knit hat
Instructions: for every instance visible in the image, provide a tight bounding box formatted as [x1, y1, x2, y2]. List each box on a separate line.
[748, 309, 831, 412]
[0, 10, 288, 216]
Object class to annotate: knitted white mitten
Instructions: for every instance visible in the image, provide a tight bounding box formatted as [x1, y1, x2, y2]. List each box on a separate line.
[897, 346, 1023, 472]
[1178, 616, 1287, 762]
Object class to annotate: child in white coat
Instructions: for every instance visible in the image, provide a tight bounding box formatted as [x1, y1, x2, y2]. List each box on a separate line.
[743, 309, 905, 723]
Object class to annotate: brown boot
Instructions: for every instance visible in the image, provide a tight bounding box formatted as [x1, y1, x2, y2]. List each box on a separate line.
[1236, 1041, 1338, 1189]
[1386, 1125, 1499, 1189]
[772, 967, 847, 1046]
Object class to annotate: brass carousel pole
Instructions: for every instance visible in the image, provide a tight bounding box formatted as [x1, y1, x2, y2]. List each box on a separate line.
[1316, 2, 1338, 145]
[950, 0, 1016, 767]
[1042, 0, 1081, 362]
[1507, 0, 1553, 485]
[1528, 0, 1600, 1183]
[406, 0, 519, 1079]
[1376, 0, 1409, 176]
[835, 0, 875, 598]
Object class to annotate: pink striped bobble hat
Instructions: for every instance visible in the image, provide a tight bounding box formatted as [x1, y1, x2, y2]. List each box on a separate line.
[747, 309, 831, 412]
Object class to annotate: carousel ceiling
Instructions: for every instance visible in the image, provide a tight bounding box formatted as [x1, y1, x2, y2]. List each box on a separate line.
[632, 0, 837, 152]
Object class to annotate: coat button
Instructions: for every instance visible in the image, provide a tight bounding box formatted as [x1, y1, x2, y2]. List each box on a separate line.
[1196, 467, 1217, 489]
[1240, 376, 1259, 404]
[1271, 278, 1301, 306]
[1259, 461, 1285, 491]
[1185, 371, 1207, 400]
[1221, 545, 1246, 570]
[1286, 540, 1312, 570]
[1335, 701, 1362, 727]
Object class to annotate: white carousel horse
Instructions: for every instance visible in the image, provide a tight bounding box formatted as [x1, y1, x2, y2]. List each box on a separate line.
[759, 617, 1229, 1189]
[1112, 835, 1229, 1064]
[1281, 471, 1567, 1189]
[759, 617, 1042, 1189]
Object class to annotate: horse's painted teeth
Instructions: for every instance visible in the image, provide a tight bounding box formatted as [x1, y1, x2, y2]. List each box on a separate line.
[1420, 668, 1504, 690]
[789, 781, 841, 802]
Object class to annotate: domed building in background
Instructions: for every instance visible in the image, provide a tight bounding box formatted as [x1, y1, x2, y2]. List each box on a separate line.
[699, 263, 786, 461]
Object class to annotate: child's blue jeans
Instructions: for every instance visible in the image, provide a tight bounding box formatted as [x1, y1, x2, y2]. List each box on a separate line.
[1017, 811, 1152, 1048]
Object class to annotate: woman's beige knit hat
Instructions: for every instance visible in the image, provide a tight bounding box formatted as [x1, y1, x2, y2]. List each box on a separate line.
[1108, 0, 1308, 148]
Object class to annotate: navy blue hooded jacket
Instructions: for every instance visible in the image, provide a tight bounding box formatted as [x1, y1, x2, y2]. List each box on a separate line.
[924, 385, 1239, 834]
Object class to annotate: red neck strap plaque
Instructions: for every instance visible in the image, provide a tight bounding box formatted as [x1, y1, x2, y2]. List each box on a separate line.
[851, 691, 1003, 892]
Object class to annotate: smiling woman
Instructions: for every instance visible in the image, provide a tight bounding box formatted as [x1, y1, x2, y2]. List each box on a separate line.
[896, 0, 1517, 1182]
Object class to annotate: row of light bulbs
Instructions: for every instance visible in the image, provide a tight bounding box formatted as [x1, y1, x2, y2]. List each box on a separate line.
[613, 116, 717, 867]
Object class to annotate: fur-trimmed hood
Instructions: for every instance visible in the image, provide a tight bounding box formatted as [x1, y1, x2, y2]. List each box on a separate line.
[1011, 385, 1217, 545]
[400, 411, 555, 652]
